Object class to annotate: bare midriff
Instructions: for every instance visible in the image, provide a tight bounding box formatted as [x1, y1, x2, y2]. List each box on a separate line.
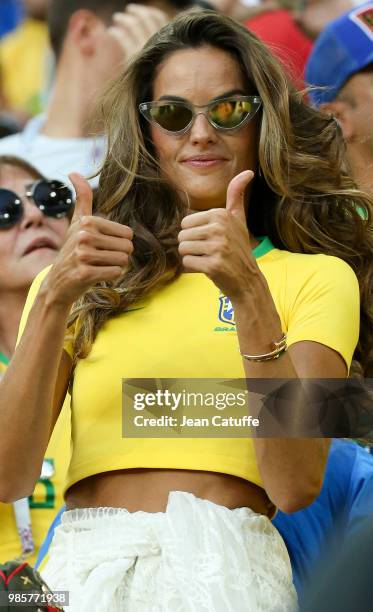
[65, 469, 276, 517]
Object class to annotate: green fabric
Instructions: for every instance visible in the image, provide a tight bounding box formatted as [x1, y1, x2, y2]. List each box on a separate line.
[0, 352, 10, 366]
[252, 236, 275, 259]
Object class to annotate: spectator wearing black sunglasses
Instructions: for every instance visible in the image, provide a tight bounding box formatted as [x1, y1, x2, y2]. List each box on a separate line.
[0, 154, 71, 566]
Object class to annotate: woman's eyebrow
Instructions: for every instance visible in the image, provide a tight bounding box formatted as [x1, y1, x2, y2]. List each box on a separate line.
[158, 95, 187, 102]
[158, 89, 247, 102]
[210, 89, 247, 101]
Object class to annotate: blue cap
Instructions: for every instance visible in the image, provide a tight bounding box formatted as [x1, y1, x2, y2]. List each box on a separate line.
[305, 2, 373, 106]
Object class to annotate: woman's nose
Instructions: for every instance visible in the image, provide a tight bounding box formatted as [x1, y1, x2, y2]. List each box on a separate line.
[188, 113, 218, 145]
[19, 197, 45, 229]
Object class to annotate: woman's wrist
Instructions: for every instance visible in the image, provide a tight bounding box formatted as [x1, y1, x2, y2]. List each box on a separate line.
[231, 274, 284, 354]
[37, 278, 73, 313]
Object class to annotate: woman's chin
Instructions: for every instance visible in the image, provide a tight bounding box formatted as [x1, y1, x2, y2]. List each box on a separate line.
[187, 195, 227, 211]
[184, 185, 227, 211]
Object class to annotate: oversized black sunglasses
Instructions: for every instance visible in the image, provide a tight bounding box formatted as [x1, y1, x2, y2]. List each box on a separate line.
[0, 179, 74, 229]
[139, 95, 262, 134]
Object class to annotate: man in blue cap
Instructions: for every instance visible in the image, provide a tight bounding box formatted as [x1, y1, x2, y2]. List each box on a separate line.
[305, 2, 373, 194]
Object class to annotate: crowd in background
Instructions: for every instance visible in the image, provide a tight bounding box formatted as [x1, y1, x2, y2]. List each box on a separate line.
[0, 1, 372, 610]
[0, 2, 367, 127]
[1, 1, 372, 187]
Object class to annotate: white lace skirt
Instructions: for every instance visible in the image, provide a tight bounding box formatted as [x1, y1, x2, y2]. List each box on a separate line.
[42, 491, 297, 612]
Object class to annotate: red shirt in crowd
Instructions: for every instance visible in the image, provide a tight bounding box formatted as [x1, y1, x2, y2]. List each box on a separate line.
[245, 9, 313, 90]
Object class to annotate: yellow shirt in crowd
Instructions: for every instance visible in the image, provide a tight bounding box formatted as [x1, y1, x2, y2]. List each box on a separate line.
[19, 237, 360, 497]
[0, 18, 49, 116]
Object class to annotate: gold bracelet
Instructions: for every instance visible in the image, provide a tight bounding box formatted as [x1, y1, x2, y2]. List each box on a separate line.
[239, 333, 287, 362]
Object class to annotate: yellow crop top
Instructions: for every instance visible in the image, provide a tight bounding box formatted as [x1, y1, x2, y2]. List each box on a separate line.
[19, 238, 360, 493]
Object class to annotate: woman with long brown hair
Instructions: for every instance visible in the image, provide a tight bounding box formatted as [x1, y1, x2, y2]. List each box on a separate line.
[0, 10, 372, 611]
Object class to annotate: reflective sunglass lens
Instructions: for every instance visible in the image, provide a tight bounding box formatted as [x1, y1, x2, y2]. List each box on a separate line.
[0, 189, 22, 228]
[33, 180, 73, 217]
[150, 104, 193, 132]
[210, 99, 253, 128]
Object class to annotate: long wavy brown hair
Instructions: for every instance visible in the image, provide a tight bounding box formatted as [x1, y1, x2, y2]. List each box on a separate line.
[68, 10, 373, 378]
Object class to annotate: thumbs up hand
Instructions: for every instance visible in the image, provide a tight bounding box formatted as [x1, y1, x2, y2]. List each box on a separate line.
[226, 170, 254, 220]
[70, 172, 94, 220]
[178, 170, 257, 303]
[43, 173, 134, 308]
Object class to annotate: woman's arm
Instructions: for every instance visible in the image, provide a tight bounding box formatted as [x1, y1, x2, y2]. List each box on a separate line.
[0, 174, 133, 502]
[0, 296, 72, 502]
[179, 171, 356, 513]
[233, 282, 342, 513]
